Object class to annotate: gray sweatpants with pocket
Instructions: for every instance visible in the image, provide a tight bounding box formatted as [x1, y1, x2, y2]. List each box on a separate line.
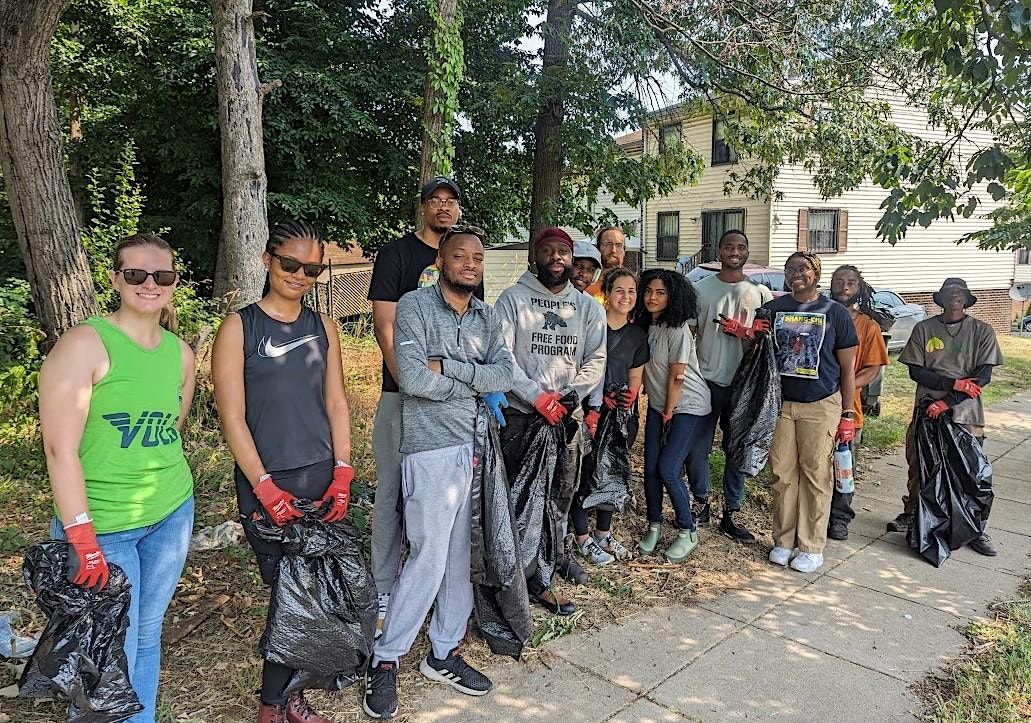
[373, 442, 474, 663]
[371, 391, 404, 593]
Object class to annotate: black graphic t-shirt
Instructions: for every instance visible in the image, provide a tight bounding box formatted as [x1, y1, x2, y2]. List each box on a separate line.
[763, 294, 858, 404]
[367, 231, 484, 392]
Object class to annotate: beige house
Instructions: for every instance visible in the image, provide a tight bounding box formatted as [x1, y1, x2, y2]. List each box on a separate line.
[632, 95, 1017, 331]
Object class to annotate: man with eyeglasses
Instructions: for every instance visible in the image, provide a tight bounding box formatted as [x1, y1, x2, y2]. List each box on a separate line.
[584, 226, 627, 302]
[367, 177, 482, 638]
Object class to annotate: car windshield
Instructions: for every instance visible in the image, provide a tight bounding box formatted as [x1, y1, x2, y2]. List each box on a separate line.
[686, 266, 718, 283]
[873, 291, 904, 308]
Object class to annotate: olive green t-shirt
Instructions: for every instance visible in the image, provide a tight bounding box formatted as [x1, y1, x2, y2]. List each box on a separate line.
[76, 317, 193, 533]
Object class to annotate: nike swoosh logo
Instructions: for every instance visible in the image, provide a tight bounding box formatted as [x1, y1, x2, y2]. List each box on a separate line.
[258, 335, 320, 358]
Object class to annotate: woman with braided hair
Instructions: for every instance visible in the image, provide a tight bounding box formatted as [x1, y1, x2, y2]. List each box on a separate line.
[762, 251, 858, 574]
[827, 265, 890, 540]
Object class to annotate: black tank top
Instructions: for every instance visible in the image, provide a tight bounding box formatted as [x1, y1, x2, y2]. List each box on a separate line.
[239, 302, 333, 472]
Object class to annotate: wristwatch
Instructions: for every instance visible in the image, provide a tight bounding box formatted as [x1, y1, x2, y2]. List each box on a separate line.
[841, 411, 855, 419]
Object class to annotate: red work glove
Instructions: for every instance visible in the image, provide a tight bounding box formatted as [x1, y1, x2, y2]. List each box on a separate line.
[64, 520, 109, 591]
[835, 416, 856, 444]
[717, 314, 748, 339]
[254, 475, 303, 527]
[751, 318, 771, 336]
[533, 391, 567, 425]
[585, 410, 600, 437]
[320, 462, 354, 522]
[661, 410, 674, 424]
[602, 391, 618, 410]
[618, 387, 639, 411]
[926, 400, 949, 419]
[953, 378, 982, 398]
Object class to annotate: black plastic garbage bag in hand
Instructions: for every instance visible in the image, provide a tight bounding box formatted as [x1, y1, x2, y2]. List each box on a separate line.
[507, 391, 580, 590]
[581, 384, 634, 513]
[726, 313, 782, 477]
[19, 541, 142, 723]
[252, 501, 377, 693]
[470, 403, 532, 658]
[907, 403, 994, 567]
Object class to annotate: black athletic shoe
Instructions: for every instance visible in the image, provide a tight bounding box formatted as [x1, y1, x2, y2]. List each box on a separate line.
[363, 661, 399, 719]
[968, 533, 998, 557]
[827, 521, 849, 541]
[420, 648, 493, 696]
[720, 510, 756, 543]
[693, 499, 711, 526]
[886, 512, 913, 534]
[557, 554, 589, 585]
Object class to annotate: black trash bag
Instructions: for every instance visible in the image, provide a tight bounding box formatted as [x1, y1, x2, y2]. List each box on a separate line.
[581, 383, 633, 513]
[507, 391, 580, 589]
[907, 402, 994, 567]
[252, 501, 377, 693]
[19, 541, 142, 723]
[726, 312, 782, 477]
[470, 403, 532, 658]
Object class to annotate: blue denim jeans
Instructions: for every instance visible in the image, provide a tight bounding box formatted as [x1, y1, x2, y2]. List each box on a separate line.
[643, 407, 703, 530]
[685, 380, 747, 510]
[51, 496, 194, 723]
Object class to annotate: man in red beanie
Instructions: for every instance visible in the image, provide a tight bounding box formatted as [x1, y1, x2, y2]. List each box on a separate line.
[494, 227, 607, 616]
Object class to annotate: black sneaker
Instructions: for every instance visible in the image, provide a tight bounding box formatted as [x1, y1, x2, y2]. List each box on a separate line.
[720, 510, 756, 543]
[363, 660, 399, 719]
[693, 499, 711, 526]
[827, 520, 849, 541]
[886, 512, 913, 534]
[557, 554, 589, 585]
[968, 533, 998, 557]
[419, 648, 493, 696]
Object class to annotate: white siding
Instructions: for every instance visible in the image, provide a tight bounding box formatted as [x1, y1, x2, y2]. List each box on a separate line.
[1015, 255, 1031, 283]
[770, 95, 1012, 292]
[483, 248, 526, 304]
[571, 189, 642, 249]
[640, 115, 771, 269]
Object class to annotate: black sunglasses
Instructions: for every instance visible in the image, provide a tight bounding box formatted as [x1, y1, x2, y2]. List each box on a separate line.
[116, 269, 178, 286]
[271, 252, 327, 278]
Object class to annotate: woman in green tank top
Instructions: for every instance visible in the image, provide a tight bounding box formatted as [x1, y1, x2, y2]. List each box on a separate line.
[38, 233, 196, 723]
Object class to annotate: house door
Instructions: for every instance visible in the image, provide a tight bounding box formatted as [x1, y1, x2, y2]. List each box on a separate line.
[701, 209, 745, 263]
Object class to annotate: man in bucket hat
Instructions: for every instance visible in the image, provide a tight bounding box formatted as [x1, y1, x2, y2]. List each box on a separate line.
[886, 277, 1004, 555]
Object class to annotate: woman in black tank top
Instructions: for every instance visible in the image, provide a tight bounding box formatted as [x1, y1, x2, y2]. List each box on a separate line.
[212, 220, 355, 723]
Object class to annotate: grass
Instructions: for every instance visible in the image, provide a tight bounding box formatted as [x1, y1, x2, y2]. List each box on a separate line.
[922, 580, 1031, 722]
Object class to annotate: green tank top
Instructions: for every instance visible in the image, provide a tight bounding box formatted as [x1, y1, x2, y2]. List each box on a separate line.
[77, 317, 193, 533]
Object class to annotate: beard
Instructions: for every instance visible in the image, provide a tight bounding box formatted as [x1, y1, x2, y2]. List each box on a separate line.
[537, 265, 572, 288]
[834, 292, 859, 307]
[441, 269, 479, 295]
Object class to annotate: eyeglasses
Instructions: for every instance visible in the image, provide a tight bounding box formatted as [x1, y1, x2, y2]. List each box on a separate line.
[271, 252, 327, 278]
[115, 269, 178, 286]
[425, 198, 460, 210]
[599, 242, 625, 250]
[441, 224, 486, 243]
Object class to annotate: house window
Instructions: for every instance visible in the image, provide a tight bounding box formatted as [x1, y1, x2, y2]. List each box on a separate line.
[1018, 247, 1030, 265]
[797, 209, 848, 253]
[701, 209, 746, 263]
[711, 118, 738, 166]
[656, 212, 680, 261]
[659, 123, 682, 154]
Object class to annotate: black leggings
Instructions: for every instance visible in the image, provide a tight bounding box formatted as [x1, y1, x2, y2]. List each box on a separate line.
[571, 504, 613, 537]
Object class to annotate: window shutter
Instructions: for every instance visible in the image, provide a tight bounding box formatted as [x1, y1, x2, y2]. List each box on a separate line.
[797, 209, 809, 251]
[836, 209, 848, 252]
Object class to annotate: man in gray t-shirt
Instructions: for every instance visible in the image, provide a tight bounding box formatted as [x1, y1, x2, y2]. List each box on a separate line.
[685, 230, 772, 543]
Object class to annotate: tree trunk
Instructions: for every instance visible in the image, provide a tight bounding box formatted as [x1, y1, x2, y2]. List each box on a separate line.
[212, 0, 275, 307]
[0, 0, 99, 347]
[527, 0, 572, 265]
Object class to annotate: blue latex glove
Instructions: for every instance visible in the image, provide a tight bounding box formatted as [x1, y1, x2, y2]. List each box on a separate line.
[482, 392, 509, 427]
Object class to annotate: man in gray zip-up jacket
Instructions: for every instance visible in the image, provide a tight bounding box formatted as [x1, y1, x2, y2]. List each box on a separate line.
[366, 228, 512, 718]
[494, 226, 607, 616]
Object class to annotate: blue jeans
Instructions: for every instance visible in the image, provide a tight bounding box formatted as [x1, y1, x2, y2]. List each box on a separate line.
[51, 496, 194, 723]
[643, 408, 703, 530]
[685, 380, 746, 510]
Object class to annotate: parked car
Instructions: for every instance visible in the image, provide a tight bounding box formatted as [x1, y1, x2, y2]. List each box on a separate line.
[871, 288, 928, 353]
[679, 260, 788, 297]
[1015, 314, 1031, 332]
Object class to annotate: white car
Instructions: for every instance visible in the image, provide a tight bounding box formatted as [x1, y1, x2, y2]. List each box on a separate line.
[872, 289, 928, 353]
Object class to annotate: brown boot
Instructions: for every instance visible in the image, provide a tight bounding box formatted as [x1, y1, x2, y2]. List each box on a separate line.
[256, 701, 288, 723]
[285, 692, 335, 723]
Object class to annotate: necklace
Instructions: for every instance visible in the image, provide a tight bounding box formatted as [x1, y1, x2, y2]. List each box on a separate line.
[942, 315, 967, 338]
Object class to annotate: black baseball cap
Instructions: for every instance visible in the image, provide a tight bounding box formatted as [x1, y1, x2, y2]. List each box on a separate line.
[420, 176, 462, 202]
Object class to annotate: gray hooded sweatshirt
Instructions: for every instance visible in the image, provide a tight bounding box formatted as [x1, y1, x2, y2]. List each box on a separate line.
[494, 271, 607, 413]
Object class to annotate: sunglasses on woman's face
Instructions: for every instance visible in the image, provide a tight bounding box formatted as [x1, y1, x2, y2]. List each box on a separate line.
[116, 269, 178, 286]
[271, 252, 327, 278]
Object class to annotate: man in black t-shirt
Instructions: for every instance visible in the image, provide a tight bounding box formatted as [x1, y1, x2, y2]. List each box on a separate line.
[367, 176, 465, 637]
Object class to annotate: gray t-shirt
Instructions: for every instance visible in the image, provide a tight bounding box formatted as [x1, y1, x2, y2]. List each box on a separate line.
[643, 323, 712, 416]
[693, 275, 773, 386]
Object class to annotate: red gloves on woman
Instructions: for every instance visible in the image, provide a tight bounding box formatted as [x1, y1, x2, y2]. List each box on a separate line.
[320, 462, 354, 522]
[254, 475, 303, 526]
[65, 520, 109, 591]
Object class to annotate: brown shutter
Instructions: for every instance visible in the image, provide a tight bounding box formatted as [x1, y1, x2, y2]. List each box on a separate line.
[797, 209, 809, 251]
[836, 209, 848, 252]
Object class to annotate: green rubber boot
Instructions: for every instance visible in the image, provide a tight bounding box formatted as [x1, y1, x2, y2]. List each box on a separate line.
[663, 529, 699, 563]
[637, 524, 661, 555]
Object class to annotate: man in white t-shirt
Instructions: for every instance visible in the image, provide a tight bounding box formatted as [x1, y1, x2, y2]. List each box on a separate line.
[684, 230, 772, 543]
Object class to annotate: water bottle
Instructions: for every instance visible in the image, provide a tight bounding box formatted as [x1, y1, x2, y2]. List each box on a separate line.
[834, 443, 855, 494]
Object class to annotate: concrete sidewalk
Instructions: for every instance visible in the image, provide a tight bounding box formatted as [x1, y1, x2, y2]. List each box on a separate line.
[405, 392, 1031, 722]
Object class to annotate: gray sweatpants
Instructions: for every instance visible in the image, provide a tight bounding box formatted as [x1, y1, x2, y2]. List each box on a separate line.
[371, 392, 403, 593]
[373, 442, 475, 663]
